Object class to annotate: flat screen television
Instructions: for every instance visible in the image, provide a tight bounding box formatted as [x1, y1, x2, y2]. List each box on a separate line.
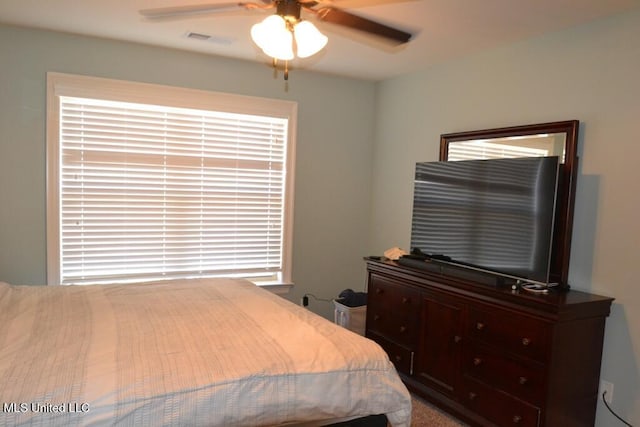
[409, 156, 560, 285]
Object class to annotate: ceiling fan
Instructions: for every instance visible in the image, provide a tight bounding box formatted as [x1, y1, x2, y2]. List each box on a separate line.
[140, 0, 413, 79]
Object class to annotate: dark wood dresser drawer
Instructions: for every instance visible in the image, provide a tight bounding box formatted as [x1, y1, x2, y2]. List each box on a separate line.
[366, 308, 419, 347]
[463, 342, 546, 405]
[462, 376, 541, 427]
[467, 306, 550, 362]
[367, 331, 414, 375]
[368, 275, 421, 315]
[367, 274, 421, 346]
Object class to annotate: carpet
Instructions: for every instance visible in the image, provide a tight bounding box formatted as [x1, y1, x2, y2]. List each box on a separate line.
[408, 394, 468, 426]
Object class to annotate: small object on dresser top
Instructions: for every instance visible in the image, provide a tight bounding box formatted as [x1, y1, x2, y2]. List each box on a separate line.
[520, 283, 550, 294]
[384, 247, 408, 260]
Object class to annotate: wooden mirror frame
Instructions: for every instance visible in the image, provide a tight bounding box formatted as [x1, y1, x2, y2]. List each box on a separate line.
[440, 120, 579, 288]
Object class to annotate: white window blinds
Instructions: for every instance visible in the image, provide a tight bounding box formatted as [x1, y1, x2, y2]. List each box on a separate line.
[447, 141, 549, 161]
[47, 73, 296, 286]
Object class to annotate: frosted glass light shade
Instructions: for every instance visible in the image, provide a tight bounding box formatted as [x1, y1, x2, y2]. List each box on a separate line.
[294, 21, 328, 58]
[251, 15, 327, 61]
[251, 15, 294, 61]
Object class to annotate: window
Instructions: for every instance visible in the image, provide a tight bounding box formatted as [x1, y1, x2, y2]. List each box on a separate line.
[46, 73, 296, 286]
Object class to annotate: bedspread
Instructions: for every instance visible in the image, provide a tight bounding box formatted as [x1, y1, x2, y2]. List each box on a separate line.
[0, 279, 411, 426]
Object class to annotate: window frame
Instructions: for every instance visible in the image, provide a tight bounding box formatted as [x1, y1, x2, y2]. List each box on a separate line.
[46, 72, 297, 288]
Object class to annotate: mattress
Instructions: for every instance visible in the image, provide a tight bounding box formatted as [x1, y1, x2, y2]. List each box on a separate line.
[0, 279, 411, 426]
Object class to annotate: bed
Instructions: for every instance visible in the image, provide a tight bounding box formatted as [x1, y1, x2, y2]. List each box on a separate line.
[0, 278, 411, 426]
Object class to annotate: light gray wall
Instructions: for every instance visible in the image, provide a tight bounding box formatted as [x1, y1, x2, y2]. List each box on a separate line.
[0, 24, 375, 320]
[371, 8, 640, 426]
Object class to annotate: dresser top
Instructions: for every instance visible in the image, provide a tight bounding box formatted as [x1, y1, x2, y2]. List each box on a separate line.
[365, 258, 614, 320]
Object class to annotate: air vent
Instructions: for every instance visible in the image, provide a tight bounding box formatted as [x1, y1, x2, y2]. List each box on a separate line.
[186, 31, 210, 41]
[184, 32, 233, 45]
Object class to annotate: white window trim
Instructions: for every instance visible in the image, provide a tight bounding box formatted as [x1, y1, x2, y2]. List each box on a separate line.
[46, 72, 296, 290]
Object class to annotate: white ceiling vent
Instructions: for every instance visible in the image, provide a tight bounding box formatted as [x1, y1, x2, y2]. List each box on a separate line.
[184, 31, 234, 45]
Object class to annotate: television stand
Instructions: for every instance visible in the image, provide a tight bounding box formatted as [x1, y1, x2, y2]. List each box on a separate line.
[364, 258, 613, 427]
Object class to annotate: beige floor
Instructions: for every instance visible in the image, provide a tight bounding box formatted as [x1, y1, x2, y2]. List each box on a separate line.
[410, 394, 468, 426]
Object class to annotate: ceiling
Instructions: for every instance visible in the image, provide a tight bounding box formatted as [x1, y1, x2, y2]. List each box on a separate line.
[1, 0, 639, 81]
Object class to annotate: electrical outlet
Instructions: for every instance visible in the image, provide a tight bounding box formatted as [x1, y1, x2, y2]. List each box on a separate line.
[600, 380, 614, 404]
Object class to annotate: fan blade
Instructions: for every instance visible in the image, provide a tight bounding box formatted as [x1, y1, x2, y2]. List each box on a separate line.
[312, 0, 416, 6]
[314, 6, 411, 44]
[140, 3, 247, 20]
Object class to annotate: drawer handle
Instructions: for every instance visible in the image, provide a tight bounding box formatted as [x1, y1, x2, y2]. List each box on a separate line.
[518, 376, 528, 385]
[454, 335, 462, 343]
[473, 357, 483, 366]
[373, 314, 380, 321]
[512, 415, 522, 424]
[468, 392, 477, 401]
[375, 288, 383, 294]
[399, 326, 407, 333]
[476, 322, 486, 331]
[522, 337, 531, 346]
[401, 296, 409, 304]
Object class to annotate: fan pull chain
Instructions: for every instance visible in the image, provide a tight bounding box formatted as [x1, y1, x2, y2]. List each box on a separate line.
[271, 58, 289, 81]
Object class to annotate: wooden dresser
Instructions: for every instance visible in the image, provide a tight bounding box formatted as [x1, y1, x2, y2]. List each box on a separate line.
[364, 258, 613, 427]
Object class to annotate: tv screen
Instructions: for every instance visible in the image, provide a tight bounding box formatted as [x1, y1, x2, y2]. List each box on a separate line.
[410, 156, 560, 285]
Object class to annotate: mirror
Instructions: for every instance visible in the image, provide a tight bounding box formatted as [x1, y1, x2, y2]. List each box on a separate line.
[440, 120, 579, 288]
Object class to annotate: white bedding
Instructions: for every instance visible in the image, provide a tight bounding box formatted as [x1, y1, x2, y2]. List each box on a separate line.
[0, 279, 411, 426]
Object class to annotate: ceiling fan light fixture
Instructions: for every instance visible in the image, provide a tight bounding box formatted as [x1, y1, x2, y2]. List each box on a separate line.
[294, 21, 328, 58]
[251, 15, 294, 60]
[251, 13, 326, 61]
